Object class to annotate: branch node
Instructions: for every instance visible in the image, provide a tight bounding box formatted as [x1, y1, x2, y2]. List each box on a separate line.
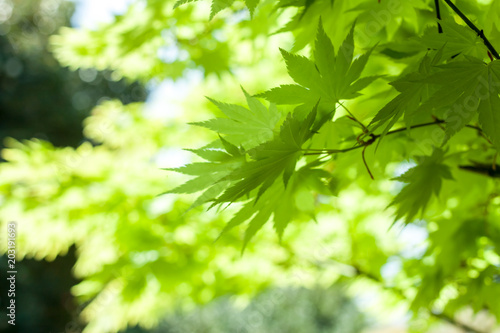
[443, 0, 500, 59]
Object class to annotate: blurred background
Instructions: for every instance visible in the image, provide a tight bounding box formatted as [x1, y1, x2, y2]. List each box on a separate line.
[0, 0, 145, 331]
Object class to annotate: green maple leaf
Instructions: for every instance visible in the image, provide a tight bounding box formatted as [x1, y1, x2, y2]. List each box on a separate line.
[415, 57, 500, 149]
[390, 149, 453, 223]
[260, 20, 378, 115]
[165, 91, 319, 244]
[193, 88, 280, 149]
[166, 90, 282, 208]
[209, 106, 318, 249]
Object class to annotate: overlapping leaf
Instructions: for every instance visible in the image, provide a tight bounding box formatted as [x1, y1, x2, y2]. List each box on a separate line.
[390, 149, 453, 223]
[213, 106, 317, 205]
[166, 89, 321, 246]
[419, 20, 488, 60]
[260, 21, 378, 115]
[369, 50, 442, 140]
[372, 52, 500, 150]
[416, 58, 500, 149]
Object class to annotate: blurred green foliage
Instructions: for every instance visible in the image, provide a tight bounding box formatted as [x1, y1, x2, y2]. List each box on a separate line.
[0, 0, 146, 148]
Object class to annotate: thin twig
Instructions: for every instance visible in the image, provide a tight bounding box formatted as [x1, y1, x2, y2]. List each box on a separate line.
[302, 119, 489, 156]
[372, 120, 445, 139]
[362, 145, 374, 179]
[302, 145, 363, 155]
[442, 0, 500, 59]
[302, 120, 446, 155]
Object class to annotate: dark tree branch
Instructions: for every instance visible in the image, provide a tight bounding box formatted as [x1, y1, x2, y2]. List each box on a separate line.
[442, 0, 500, 59]
[459, 164, 500, 178]
[434, 0, 443, 33]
